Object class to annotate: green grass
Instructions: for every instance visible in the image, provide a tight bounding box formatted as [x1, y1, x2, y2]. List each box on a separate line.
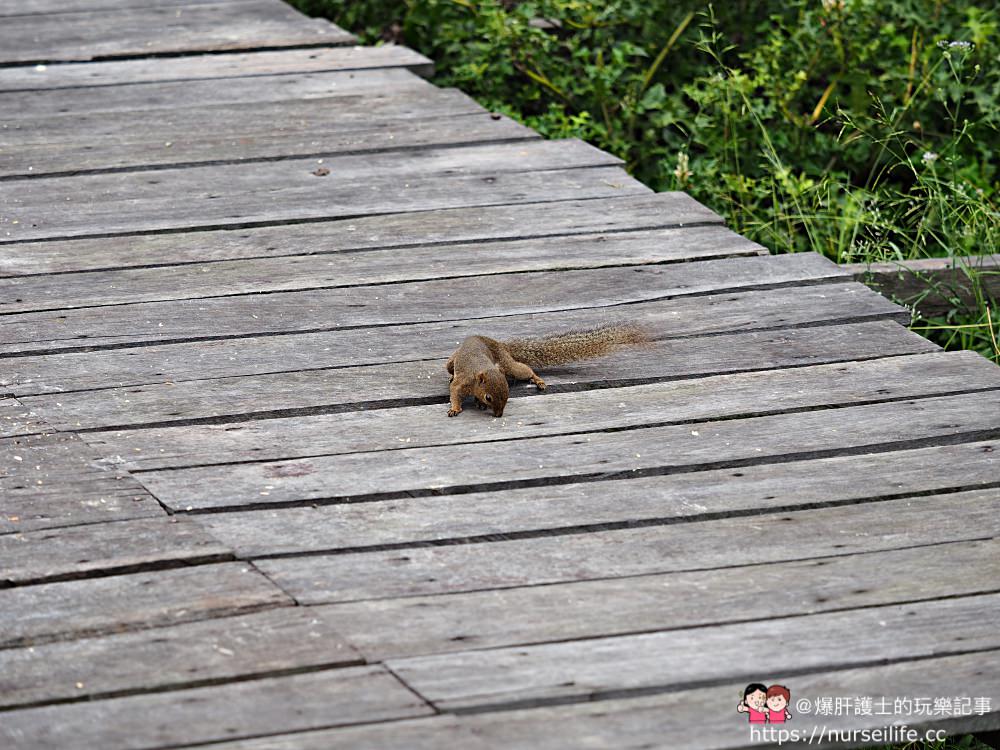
[291, 0, 999, 361]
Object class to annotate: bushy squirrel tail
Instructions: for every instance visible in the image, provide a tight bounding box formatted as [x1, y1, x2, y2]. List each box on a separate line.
[503, 323, 651, 368]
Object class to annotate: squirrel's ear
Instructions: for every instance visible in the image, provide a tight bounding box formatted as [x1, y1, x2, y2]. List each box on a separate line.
[477, 371, 487, 384]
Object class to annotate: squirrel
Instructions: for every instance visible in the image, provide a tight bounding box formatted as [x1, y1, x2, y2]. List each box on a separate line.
[445, 323, 649, 417]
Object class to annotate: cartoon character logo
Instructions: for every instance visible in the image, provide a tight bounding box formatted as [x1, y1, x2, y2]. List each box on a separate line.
[736, 683, 768, 724]
[766, 685, 792, 723]
[737, 683, 792, 723]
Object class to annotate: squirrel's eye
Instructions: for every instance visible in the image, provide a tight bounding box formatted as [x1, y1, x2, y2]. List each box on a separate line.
[485, 394, 492, 402]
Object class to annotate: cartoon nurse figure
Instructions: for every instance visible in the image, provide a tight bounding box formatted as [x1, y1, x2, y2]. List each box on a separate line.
[766, 685, 792, 723]
[737, 683, 768, 723]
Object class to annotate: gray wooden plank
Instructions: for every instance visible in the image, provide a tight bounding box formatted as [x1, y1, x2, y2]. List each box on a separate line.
[19, 320, 935, 432]
[259, 479, 1000, 604]
[77, 347, 987, 474]
[0, 606, 361, 709]
[0, 45, 429, 89]
[848, 253, 1000, 316]
[0, 192, 722, 276]
[0, 141, 635, 242]
[0, 517, 232, 586]
[0, 563, 290, 648]
[4, 282, 900, 400]
[2, 86, 476, 145]
[0, 254, 840, 355]
[0, 1, 354, 65]
[141, 390, 995, 513]
[0, 431, 164, 535]
[174, 650, 1000, 750]
[0, 666, 432, 750]
[199, 437, 1000, 557]
[1, 110, 536, 179]
[1, 68, 434, 118]
[0, 397, 48, 437]
[0, 226, 762, 313]
[387, 592, 1000, 711]
[313, 535, 1000, 660]
[1, 0, 262, 19]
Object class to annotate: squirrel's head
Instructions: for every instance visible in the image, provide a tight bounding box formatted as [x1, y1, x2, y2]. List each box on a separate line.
[475, 369, 509, 417]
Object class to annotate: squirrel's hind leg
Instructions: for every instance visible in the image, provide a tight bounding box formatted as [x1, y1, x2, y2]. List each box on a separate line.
[500, 355, 547, 391]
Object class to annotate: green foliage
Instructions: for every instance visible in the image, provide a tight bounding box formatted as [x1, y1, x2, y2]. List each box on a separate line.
[293, 0, 999, 360]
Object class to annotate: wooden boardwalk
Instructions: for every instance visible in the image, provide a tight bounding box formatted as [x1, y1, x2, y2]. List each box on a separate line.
[1, 2, 998, 748]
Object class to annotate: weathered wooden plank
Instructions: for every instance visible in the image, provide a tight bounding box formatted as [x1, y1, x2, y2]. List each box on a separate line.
[142, 390, 994, 513]
[1, 68, 434, 119]
[0, 254, 840, 355]
[0, 192, 722, 276]
[387, 592, 1000, 711]
[314, 536, 1000, 661]
[258, 480, 1000, 604]
[188, 650, 1000, 749]
[0, 1, 354, 65]
[1, 110, 536, 178]
[0, 0, 262, 19]
[0, 226, 762, 313]
[2, 87, 478, 145]
[0, 606, 361, 709]
[0, 45, 430, 89]
[4, 282, 901, 400]
[82, 348, 986, 474]
[0, 666, 432, 750]
[0, 397, 48, 437]
[0, 563, 289, 648]
[0, 517, 232, 586]
[201, 438, 1000, 557]
[0, 142, 635, 242]
[20, 319, 934, 432]
[0, 431, 164, 534]
[848, 254, 1000, 316]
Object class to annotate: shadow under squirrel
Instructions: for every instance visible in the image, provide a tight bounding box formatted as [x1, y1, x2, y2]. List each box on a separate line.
[445, 323, 650, 417]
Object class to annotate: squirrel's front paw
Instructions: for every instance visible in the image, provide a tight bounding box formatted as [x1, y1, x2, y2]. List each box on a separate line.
[447, 408, 462, 417]
[533, 377, 547, 391]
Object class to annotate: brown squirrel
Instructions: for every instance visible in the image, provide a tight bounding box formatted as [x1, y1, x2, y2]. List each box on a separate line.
[445, 323, 649, 417]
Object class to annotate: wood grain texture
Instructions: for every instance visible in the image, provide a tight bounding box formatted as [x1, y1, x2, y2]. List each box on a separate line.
[0, 563, 290, 648]
[0, 431, 164, 534]
[0, 254, 840, 355]
[0, 102, 538, 177]
[200, 438, 1000, 557]
[0, 667, 431, 750]
[0, 192, 721, 276]
[0, 141, 637, 242]
[177, 651, 1000, 749]
[0, 397, 48, 438]
[0, 1, 354, 65]
[0, 606, 361, 709]
[1, 68, 434, 119]
[83, 343, 965, 473]
[0, 111, 537, 178]
[387, 592, 1000, 711]
[142, 390, 995, 512]
[314, 536, 1000, 660]
[0, 226, 763, 313]
[4, 282, 901, 400]
[256, 482, 1000, 604]
[1, 0, 263, 19]
[0, 46, 432, 90]
[848, 253, 1000, 316]
[0, 517, 231, 586]
[20, 319, 934, 432]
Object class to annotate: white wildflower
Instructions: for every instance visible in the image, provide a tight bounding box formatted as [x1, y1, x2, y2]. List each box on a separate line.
[921, 151, 938, 165]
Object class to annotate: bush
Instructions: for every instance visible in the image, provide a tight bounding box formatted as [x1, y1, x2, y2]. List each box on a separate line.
[293, 0, 999, 359]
